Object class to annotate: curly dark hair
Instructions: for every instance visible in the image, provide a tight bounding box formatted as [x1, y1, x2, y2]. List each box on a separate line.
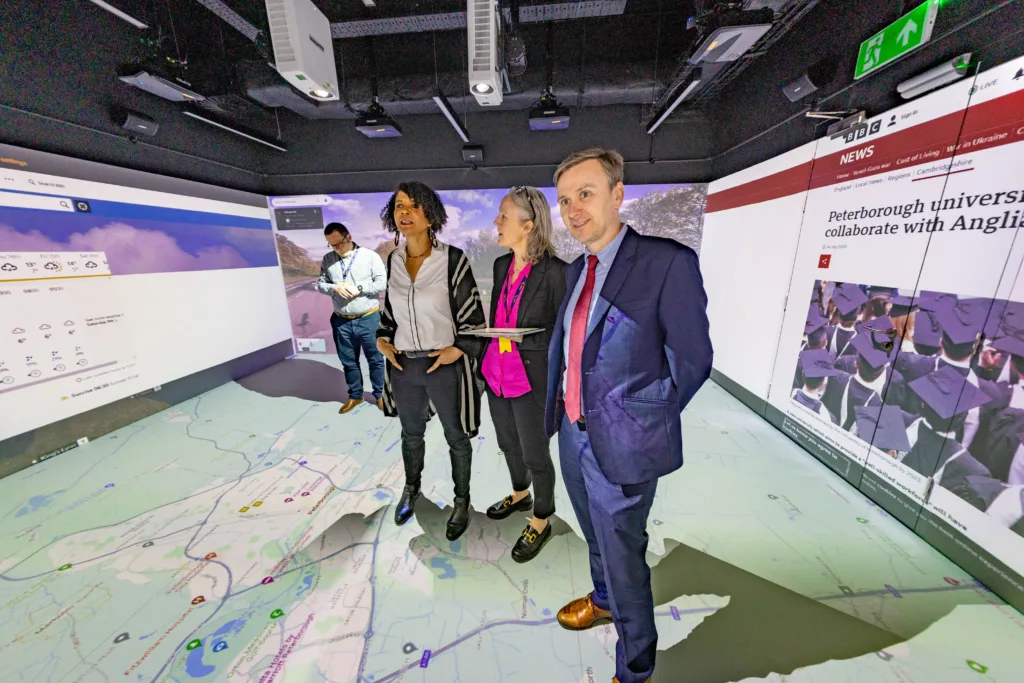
[380, 181, 449, 235]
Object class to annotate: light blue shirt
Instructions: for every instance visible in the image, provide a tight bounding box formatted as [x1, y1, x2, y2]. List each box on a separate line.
[562, 224, 629, 398]
[317, 247, 388, 316]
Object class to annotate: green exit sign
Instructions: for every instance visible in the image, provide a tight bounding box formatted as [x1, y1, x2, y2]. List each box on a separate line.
[854, 0, 940, 80]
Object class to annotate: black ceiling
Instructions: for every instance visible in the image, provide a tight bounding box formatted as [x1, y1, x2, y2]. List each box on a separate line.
[0, 0, 1022, 195]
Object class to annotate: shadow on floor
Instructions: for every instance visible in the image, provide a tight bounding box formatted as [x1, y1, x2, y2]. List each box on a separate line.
[651, 539, 904, 682]
[404, 500, 906, 682]
[236, 357, 350, 404]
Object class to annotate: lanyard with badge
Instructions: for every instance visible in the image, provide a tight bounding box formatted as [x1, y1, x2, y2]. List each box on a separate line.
[499, 263, 528, 354]
[338, 247, 358, 284]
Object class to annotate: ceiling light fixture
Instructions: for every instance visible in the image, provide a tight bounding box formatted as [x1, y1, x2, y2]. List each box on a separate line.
[182, 110, 288, 151]
[432, 92, 470, 143]
[646, 68, 702, 135]
[898, 53, 972, 100]
[87, 0, 148, 29]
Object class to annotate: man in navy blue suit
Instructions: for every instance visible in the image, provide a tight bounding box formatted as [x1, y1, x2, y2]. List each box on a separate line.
[545, 148, 713, 683]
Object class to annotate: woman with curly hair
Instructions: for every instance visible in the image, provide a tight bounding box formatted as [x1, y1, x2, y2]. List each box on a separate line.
[376, 181, 487, 541]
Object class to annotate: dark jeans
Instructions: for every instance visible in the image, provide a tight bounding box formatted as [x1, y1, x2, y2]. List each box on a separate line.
[487, 388, 556, 519]
[390, 356, 472, 499]
[330, 311, 384, 400]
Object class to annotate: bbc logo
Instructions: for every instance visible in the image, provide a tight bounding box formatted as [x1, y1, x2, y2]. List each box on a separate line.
[843, 119, 882, 144]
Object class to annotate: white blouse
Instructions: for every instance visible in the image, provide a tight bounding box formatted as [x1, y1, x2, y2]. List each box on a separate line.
[388, 242, 455, 352]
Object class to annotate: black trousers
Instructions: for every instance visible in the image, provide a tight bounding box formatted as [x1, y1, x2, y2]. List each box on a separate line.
[390, 356, 472, 500]
[487, 388, 556, 520]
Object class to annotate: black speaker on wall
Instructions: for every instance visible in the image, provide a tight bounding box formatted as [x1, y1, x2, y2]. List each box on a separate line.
[118, 110, 158, 137]
[783, 57, 839, 102]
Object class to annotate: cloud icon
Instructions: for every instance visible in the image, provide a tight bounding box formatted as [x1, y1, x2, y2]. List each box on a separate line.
[12, 328, 25, 334]
[85, 261, 97, 268]
[0, 263, 16, 271]
[44, 262, 59, 270]
[64, 321, 75, 327]
[39, 324, 51, 330]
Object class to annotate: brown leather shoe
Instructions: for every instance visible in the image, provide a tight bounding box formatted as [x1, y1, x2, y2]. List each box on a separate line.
[376, 397, 384, 411]
[338, 398, 362, 414]
[556, 594, 611, 630]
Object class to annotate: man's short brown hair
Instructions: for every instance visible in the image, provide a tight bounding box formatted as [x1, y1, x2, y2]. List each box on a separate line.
[553, 148, 625, 188]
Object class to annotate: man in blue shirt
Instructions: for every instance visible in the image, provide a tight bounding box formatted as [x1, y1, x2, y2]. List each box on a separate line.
[545, 149, 713, 683]
[318, 223, 388, 413]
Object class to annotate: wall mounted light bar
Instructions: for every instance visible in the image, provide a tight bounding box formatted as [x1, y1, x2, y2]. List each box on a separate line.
[182, 110, 288, 152]
[647, 69, 703, 135]
[87, 0, 148, 29]
[433, 92, 470, 143]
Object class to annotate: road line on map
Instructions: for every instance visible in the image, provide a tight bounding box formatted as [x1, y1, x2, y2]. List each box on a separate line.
[149, 404, 317, 683]
[372, 607, 719, 682]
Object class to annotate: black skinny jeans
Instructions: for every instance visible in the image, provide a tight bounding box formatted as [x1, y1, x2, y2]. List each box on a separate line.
[486, 387, 556, 519]
[390, 356, 473, 499]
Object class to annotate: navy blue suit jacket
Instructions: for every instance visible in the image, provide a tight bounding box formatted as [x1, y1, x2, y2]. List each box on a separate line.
[544, 226, 713, 485]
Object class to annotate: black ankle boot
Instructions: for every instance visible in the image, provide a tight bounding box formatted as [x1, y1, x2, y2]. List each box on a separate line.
[394, 484, 419, 526]
[446, 496, 470, 541]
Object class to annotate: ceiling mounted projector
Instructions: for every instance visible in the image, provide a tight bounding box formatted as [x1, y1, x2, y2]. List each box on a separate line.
[529, 99, 569, 131]
[898, 53, 972, 100]
[688, 7, 774, 64]
[265, 0, 339, 101]
[356, 106, 402, 138]
[118, 66, 206, 103]
[468, 0, 503, 106]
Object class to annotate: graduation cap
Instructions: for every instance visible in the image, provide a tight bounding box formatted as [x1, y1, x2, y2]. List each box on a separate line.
[992, 327, 1024, 357]
[850, 328, 895, 369]
[863, 315, 899, 354]
[908, 365, 992, 420]
[805, 308, 829, 335]
[913, 309, 943, 348]
[889, 294, 915, 318]
[832, 284, 868, 316]
[799, 348, 838, 379]
[988, 300, 1024, 339]
[918, 290, 957, 308]
[867, 286, 897, 299]
[856, 404, 911, 452]
[935, 304, 985, 346]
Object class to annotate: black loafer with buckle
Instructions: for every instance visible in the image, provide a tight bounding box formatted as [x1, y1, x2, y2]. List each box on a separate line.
[511, 523, 552, 563]
[486, 493, 533, 520]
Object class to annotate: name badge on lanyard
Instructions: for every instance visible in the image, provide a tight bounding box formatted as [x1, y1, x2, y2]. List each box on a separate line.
[339, 248, 358, 282]
[499, 264, 528, 354]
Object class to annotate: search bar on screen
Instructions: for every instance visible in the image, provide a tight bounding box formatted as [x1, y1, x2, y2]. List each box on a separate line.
[0, 192, 76, 212]
[270, 196, 332, 207]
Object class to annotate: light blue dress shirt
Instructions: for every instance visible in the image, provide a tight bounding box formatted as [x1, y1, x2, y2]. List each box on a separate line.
[562, 224, 629, 399]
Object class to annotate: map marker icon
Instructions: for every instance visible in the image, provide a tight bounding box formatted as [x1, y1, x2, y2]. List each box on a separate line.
[186, 639, 202, 651]
[192, 596, 206, 605]
[114, 633, 130, 644]
[262, 576, 275, 585]
[402, 643, 418, 655]
[213, 641, 228, 653]
[142, 541, 154, 548]
[205, 552, 218, 560]
[270, 609, 284, 619]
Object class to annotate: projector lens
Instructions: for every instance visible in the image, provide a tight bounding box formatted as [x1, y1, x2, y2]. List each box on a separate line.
[473, 83, 493, 94]
[312, 89, 330, 98]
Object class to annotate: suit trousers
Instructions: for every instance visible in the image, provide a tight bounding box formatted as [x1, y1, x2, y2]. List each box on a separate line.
[486, 388, 556, 519]
[390, 357, 472, 499]
[559, 414, 658, 683]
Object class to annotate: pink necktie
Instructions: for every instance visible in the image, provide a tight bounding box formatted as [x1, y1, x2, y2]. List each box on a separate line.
[566, 255, 598, 423]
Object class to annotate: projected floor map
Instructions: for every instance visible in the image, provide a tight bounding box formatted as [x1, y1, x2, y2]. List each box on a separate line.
[2, 357, 1023, 682]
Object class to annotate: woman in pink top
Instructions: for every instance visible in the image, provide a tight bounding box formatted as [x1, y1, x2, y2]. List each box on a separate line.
[483, 186, 567, 563]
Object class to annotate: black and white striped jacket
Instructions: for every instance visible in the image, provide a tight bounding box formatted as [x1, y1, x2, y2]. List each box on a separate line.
[377, 243, 488, 436]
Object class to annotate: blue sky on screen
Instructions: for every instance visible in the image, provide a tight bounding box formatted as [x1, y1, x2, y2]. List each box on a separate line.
[276, 184, 691, 258]
[0, 209, 278, 275]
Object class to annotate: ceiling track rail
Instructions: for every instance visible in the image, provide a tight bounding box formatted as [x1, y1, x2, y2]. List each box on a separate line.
[192, 1, 627, 43]
[649, 0, 823, 119]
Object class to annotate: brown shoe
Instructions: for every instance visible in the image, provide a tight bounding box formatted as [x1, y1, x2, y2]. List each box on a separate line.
[556, 594, 611, 630]
[338, 398, 362, 414]
[376, 397, 384, 411]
